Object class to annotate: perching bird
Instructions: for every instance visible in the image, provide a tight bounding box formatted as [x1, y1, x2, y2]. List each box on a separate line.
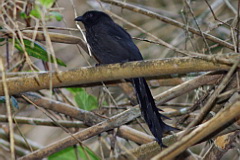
[75, 10, 177, 147]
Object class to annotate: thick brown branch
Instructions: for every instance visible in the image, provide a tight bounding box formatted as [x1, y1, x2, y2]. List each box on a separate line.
[0, 55, 234, 96]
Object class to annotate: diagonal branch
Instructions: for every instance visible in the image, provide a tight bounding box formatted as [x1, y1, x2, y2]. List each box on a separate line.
[100, 0, 234, 50]
[18, 104, 140, 160]
[152, 95, 240, 160]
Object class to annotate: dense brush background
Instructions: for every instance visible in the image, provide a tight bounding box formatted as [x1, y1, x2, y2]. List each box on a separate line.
[0, 0, 240, 159]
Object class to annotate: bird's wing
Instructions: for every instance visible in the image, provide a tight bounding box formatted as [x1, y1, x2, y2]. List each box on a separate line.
[103, 22, 143, 61]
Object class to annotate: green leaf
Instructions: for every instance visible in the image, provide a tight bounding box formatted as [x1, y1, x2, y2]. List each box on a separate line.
[14, 39, 66, 67]
[67, 88, 98, 111]
[74, 92, 98, 111]
[0, 27, 4, 45]
[39, 0, 55, 8]
[78, 146, 100, 160]
[0, 38, 5, 42]
[49, 11, 63, 21]
[48, 146, 100, 160]
[67, 87, 83, 93]
[30, 8, 41, 19]
[20, 12, 28, 19]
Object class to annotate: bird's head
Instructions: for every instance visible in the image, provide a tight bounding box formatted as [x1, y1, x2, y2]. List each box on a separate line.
[75, 10, 113, 27]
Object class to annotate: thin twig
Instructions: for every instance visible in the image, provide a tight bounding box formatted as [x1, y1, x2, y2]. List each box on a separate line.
[152, 96, 240, 160]
[181, 58, 240, 138]
[101, 0, 235, 50]
[0, 115, 86, 128]
[18, 106, 141, 160]
[185, 0, 211, 54]
[0, 58, 15, 160]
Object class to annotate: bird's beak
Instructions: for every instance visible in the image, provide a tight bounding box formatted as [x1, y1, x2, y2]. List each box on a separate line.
[74, 16, 83, 21]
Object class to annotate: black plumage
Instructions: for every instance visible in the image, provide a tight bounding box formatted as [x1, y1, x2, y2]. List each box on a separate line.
[75, 10, 177, 147]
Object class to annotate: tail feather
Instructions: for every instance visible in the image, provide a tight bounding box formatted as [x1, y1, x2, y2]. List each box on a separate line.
[132, 77, 177, 147]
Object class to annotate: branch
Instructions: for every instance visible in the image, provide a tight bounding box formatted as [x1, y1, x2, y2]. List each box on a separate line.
[117, 126, 154, 144]
[152, 96, 240, 160]
[17, 68, 234, 159]
[100, 0, 234, 50]
[182, 58, 240, 133]
[18, 105, 140, 160]
[115, 102, 240, 160]
[1, 30, 88, 52]
[155, 71, 224, 105]
[0, 54, 235, 96]
[0, 115, 86, 128]
[21, 92, 153, 145]
[0, 128, 42, 151]
[203, 131, 240, 160]
[21, 92, 105, 126]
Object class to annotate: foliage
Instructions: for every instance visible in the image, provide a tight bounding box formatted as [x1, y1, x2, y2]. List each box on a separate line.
[67, 88, 98, 111]
[48, 145, 100, 160]
[14, 39, 66, 67]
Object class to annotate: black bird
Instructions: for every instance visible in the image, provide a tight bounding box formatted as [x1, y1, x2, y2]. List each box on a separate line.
[75, 10, 177, 147]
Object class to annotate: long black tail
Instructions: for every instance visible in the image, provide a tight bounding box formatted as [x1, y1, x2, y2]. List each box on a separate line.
[132, 77, 177, 147]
